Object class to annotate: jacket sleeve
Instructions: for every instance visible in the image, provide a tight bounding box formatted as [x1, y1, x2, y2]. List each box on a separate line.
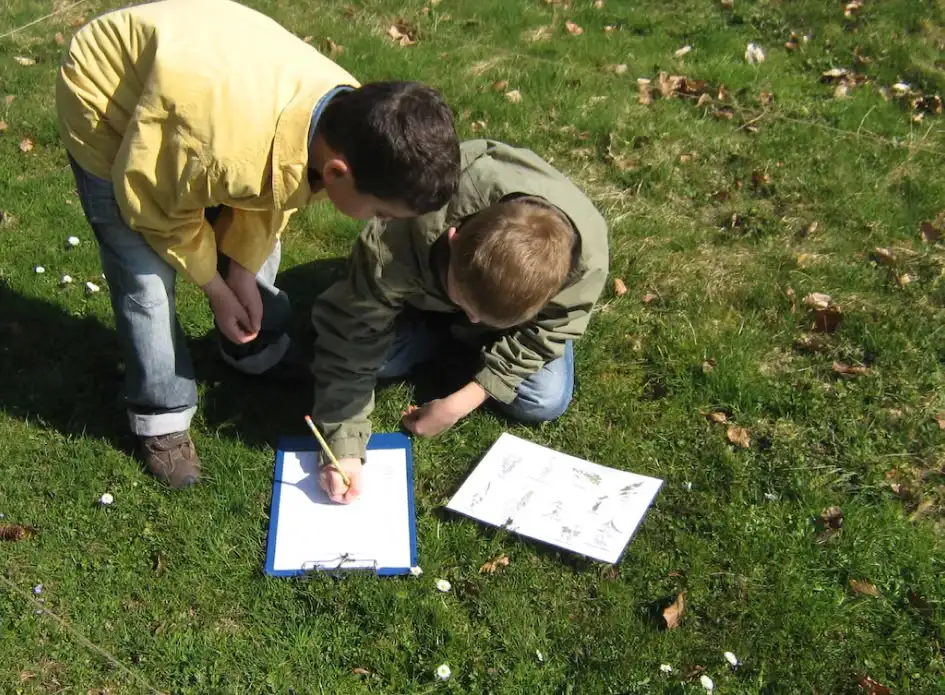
[216, 208, 294, 274]
[310, 218, 418, 462]
[474, 266, 607, 403]
[112, 120, 223, 286]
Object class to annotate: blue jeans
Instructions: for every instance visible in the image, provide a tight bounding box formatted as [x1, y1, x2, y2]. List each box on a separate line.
[69, 158, 291, 437]
[377, 312, 574, 423]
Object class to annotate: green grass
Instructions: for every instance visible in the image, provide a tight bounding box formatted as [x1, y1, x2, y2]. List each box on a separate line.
[2, 0, 945, 692]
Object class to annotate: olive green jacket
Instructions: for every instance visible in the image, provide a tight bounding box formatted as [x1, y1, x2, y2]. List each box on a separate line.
[311, 139, 609, 461]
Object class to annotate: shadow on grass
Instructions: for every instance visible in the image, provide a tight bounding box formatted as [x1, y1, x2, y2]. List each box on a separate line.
[0, 258, 347, 455]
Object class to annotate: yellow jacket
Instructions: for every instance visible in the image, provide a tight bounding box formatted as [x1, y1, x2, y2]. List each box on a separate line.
[57, 0, 358, 285]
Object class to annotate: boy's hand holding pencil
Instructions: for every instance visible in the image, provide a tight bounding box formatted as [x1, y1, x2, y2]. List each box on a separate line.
[304, 416, 364, 504]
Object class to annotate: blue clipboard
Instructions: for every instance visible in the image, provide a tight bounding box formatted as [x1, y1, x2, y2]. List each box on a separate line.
[264, 433, 417, 577]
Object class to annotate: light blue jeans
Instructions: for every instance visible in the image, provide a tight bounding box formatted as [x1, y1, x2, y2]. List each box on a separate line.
[69, 158, 291, 437]
[377, 311, 575, 423]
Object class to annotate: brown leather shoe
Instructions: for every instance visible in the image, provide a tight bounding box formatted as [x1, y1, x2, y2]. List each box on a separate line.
[139, 431, 201, 488]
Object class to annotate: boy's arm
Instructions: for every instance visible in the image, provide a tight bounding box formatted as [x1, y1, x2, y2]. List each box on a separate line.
[311, 218, 416, 463]
[215, 208, 295, 276]
[403, 267, 608, 437]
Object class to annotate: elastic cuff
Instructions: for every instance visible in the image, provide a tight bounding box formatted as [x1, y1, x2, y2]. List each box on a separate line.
[128, 406, 196, 437]
[473, 367, 517, 404]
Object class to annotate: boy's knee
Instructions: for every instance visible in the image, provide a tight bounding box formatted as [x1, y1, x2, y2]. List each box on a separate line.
[503, 384, 573, 424]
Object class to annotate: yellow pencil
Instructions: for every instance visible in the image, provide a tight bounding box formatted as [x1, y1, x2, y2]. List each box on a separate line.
[303, 415, 352, 488]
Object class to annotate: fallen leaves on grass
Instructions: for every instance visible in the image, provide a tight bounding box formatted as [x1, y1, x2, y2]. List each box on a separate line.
[935, 413, 945, 430]
[921, 215, 944, 243]
[674, 45, 692, 58]
[785, 31, 801, 51]
[642, 292, 659, 304]
[707, 411, 728, 424]
[610, 64, 628, 75]
[4, 95, 15, 106]
[0, 523, 38, 541]
[637, 78, 653, 105]
[479, 554, 510, 574]
[744, 43, 765, 64]
[565, 21, 584, 36]
[803, 293, 842, 333]
[871, 247, 897, 267]
[849, 579, 880, 597]
[14, 56, 36, 66]
[325, 38, 344, 57]
[857, 675, 891, 695]
[491, 80, 508, 92]
[600, 565, 620, 581]
[19, 138, 33, 153]
[505, 89, 522, 104]
[604, 132, 638, 171]
[833, 362, 869, 377]
[727, 425, 750, 448]
[815, 506, 843, 543]
[844, 0, 864, 19]
[0, 120, 7, 132]
[387, 22, 417, 47]
[821, 68, 867, 99]
[352, 667, 372, 676]
[613, 278, 628, 296]
[54, 32, 65, 46]
[702, 358, 716, 373]
[662, 591, 686, 629]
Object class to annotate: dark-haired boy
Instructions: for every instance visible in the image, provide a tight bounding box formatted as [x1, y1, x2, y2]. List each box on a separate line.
[311, 139, 608, 503]
[56, 0, 460, 487]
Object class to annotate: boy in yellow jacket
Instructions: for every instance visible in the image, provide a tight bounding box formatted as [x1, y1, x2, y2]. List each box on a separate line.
[57, 0, 459, 488]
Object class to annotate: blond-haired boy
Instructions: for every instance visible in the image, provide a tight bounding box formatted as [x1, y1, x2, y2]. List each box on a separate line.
[311, 139, 608, 502]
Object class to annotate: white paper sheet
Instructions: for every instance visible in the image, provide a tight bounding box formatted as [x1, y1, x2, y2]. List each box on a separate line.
[269, 447, 412, 573]
[446, 433, 662, 563]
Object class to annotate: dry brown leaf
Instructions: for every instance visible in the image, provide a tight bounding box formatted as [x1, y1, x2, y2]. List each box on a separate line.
[386, 22, 417, 47]
[0, 523, 38, 541]
[603, 25, 616, 33]
[813, 306, 843, 333]
[849, 579, 880, 597]
[713, 106, 735, 120]
[803, 292, 832, 310]
[844, 0, 864, 18]
[727, 425, 750, 448]
[352, 667, 372, 676]
[674, 45, 692, 58]
[785, 31, 800, 51]
[613, 278, 628, 296]
[708, 411, 728, 424]
[600, 565, 619, 581]
[479, 554, 511, 574]
[505, 89, 522, 104]
[0, 120, 7, 132]
[872, 247, 896, 267]
[720, 0, 733, 7]
[717, 84, 729, 101]
[696, 93, 712, 107]
[14, 56, 35, 67]
[897, 273, 913, 286]
[642, 292, 658, 304]
[565, 21, 584, 36]
[637, 78, 653, 105]
[71, 15, 86, 28]
[794, 333, 827, 353]
[612, 64, 628, 75]
[816, 506, 844, 542]
[302, 35, 313, 43]
[470, 119, 487, 132]
[662, 591, 686, 629]
[54, 32, 66, 46]
[4, 95, 15, 106]
[19, 138, 33, 153]
[921, 220, 943, 243]
[679, 153, 695, 164]
[833, 362, 869, 377]
[326, 38, 344, 57]
[594, 0, 604, 7]
[702, 358, 716, 373]
[657, 72, 682, 98]
[935, 413, 945, 430]
[857, 675, 891, 695]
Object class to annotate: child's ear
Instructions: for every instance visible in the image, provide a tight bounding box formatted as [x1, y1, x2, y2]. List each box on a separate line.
[322, 157, 350, 184]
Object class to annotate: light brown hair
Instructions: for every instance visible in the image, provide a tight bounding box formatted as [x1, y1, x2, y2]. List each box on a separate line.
[449, 199, 574, 328]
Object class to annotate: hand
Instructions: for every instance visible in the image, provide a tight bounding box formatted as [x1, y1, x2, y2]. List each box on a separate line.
[401, 399, 462, 437]
[318, 457, 363, 504]
[225, 260, 263, 334]
[202, 274, 258, 344]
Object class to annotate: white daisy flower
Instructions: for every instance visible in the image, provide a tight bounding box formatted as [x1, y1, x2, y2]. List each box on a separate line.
[85, 281, 100, 294]
[660, 664, 673, 674]
[34, 266, 45, 274]
[99, 493, 114, 505]
[435, 664, 451, 680]
[61, 275, 73, 285]
[435, 579, 451, 592]
[66, 236, 80, 247]
[409, 566, 423, 577]
[701, 674, 715, 692]
[724, 651, 739, 667]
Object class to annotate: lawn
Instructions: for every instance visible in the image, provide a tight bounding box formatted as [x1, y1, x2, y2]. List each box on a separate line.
[1, 0, 944, 693]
